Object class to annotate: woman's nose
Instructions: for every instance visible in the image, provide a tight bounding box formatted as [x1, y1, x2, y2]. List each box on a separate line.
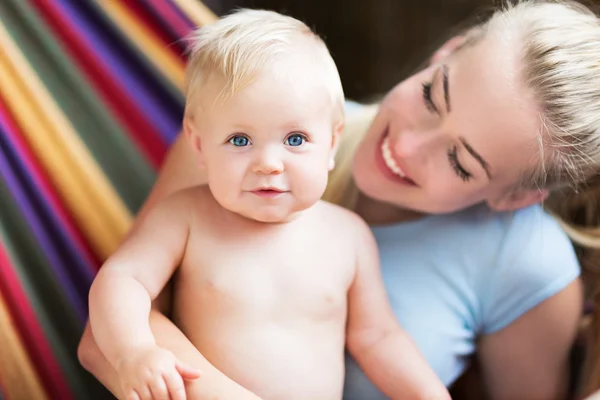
[393, 128, 440, 159]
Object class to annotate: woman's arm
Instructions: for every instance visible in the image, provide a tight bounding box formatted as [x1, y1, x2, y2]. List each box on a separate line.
[477, 279, 583, 400]
[79, 309, 261, 399]
[346, 218, 450, 400]
[135, 131, 205, 223]
[79, 133, 259, 399]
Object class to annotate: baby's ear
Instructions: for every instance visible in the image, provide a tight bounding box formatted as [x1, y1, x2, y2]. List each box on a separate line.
[329, 120, 344, 171]
[183, 117, 206, 168]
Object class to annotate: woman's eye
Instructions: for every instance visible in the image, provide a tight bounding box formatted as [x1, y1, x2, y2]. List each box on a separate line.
[228, 135, 250, 147]
[285, 133, 306, 147]
[422, 81, 438, 114]
[447, 146, 472, 182]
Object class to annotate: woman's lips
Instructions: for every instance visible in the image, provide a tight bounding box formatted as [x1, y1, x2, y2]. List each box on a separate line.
[376, 128, 417, 186]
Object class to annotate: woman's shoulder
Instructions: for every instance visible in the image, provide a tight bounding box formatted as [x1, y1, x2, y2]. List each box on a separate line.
[438, 203, 570, 246]
[439, 203, 579, 273]
[463, 204, 581, 334]
[477, 204, 574, 257]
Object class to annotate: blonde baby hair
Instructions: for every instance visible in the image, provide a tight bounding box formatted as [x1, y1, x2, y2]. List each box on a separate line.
[183, 8, 344, 120]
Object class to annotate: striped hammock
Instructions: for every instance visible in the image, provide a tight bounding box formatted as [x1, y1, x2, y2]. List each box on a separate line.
[0, 1, 216, 398]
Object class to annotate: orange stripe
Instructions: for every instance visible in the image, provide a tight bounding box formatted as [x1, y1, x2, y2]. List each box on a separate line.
[0, 292, 48, 400]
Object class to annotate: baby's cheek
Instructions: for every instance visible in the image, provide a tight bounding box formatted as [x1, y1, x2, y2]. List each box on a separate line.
[297, 168, 329, 204]
[207, 177, 239, 208]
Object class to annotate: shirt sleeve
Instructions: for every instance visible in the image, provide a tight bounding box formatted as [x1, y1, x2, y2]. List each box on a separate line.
[479, 206, 581, 334]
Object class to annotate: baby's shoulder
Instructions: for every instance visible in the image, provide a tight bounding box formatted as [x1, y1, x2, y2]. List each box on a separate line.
[313, 199, 364, 222]
[154, 185, 219, 225]
[172, 185, 218, 211]
[312, 200, 371, 237]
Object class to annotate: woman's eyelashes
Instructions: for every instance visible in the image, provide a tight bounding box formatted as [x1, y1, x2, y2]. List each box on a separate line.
[447, 146, 472, 182]
[422, 81, 438, 114]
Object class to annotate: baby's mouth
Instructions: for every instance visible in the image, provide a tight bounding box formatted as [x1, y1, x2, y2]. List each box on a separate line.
[251, 188, 287, 198]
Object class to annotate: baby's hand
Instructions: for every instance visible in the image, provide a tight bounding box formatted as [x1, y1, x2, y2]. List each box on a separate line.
[116, 345, 201, 400]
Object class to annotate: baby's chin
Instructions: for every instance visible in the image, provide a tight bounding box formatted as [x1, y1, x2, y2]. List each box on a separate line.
[212, 191, 322, 224]
[236, 206, 305, 224]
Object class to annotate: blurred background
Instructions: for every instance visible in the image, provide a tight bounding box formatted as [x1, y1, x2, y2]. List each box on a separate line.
[206, 0, 495, 100]
[0, 1, 498, 399]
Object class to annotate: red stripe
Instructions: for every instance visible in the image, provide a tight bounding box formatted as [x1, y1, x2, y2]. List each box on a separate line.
[124, 0, 188, 62]
[0, 99, 101, 270]
[29, 0, 168, 169]
[146, 0, 197, 43]
[0, 244, 74, 400]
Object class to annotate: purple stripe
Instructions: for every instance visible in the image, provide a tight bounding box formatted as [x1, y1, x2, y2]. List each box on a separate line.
[57, 0, 183, 144]
[0, 113, 96, 295]
[0, 126, 87, 322]
[164, 0, 199, 29]
[139, 0, 191, 50]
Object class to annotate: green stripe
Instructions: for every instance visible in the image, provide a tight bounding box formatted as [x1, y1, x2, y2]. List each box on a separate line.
[88, 0, 185, 105]
[0, 0, 156, 214]
[0, 177, 113, 400]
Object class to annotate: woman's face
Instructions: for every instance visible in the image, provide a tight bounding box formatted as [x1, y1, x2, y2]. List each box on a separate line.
[352, 33, 547, 214]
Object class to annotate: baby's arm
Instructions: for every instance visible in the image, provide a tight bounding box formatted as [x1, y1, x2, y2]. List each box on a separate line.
[88, 191, 197, 399]
[345, 219, 451, 400]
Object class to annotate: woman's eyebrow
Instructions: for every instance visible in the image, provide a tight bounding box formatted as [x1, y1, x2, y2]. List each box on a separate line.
[459, 137, 492, 179]
[442, 64, 451, 113]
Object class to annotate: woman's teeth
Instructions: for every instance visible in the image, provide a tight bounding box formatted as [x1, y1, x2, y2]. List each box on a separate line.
[381, 136, 407, 178]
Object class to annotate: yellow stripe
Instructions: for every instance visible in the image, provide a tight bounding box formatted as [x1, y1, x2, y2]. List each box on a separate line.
[0, 292, 49, 400]
[0, 22, 132, 259]
[170, 0, 217, 27]
[97, 0, 185, 90]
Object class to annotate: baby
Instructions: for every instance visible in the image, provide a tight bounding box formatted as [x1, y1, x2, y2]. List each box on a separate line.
[88, 9, 450, 400]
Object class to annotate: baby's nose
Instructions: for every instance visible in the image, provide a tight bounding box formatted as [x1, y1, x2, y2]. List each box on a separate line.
[252, 148, 284, 175]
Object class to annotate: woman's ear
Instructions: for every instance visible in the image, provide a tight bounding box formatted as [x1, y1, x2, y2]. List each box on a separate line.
[429, 35, 468, 66]
[183, 117, 206, 168]
[329, 120, 345, 171]
[487, 188, 549, 212]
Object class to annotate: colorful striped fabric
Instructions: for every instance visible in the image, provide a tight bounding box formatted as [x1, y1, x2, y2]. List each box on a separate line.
[0, 1, 216, 399]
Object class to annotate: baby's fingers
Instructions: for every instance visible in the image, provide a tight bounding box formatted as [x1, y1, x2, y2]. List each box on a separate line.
[175, 361, 201, 380]
[164, 370, 187, 400]
[149, 377, 169, 400]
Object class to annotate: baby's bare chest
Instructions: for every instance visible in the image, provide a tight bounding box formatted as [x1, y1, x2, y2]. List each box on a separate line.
[175, 226, 356, 320]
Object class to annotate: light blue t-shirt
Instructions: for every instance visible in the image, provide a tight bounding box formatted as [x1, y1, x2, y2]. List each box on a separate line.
[343, 203, 580, 399]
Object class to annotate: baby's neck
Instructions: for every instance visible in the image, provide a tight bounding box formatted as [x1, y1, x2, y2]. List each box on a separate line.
[354, 194, 424, 226]
[218, 202, 311, 227]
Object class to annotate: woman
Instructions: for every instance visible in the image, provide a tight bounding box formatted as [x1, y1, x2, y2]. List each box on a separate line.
[79, 1, 600, 399]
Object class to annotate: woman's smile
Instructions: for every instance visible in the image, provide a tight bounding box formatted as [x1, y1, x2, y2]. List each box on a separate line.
[376, 128, 417, 186]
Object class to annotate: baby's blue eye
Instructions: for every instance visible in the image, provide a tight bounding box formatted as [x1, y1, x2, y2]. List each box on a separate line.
[229, 135, 250, 147]
[285, 134, 305, 147]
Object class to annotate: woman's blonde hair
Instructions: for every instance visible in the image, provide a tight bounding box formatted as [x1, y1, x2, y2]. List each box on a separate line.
[323, 1, 600, 395]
